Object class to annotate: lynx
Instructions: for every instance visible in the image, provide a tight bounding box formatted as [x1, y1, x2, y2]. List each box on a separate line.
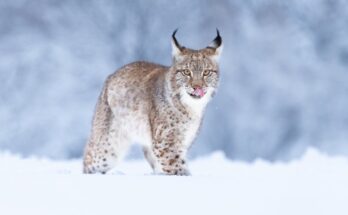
[83, 30, 223, 175]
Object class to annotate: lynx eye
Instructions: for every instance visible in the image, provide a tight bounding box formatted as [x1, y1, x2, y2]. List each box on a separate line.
[203, 70, 213, 76]
[181, 69, 191, 76]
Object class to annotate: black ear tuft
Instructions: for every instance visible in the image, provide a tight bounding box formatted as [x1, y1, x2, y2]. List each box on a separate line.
[172, 29, 182, 50]
[208, 29, 222, 49]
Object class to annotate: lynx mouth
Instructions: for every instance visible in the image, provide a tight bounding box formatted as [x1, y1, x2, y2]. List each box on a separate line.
[189, 93, 203, 99]
[188, 87, 206, 99]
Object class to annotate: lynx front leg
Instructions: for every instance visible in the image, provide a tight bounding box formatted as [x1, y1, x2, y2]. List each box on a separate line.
[152, 141, 190, 176]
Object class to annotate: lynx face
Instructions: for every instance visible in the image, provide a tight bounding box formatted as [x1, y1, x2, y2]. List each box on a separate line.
[173, 52, 219, 100]
[170, 30, 223, 102]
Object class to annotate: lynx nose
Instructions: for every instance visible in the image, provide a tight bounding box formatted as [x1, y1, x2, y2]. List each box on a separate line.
[193, 85, 202, 90]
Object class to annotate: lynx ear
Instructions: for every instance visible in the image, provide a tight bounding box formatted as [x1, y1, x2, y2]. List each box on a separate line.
[171, 29, 183, 60]
[207, 29, 223, 61]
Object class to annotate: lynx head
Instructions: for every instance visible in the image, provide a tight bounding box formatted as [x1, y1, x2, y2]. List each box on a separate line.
[169, 29, 223, 108]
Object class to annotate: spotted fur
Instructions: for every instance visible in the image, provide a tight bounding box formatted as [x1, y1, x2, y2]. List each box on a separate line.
[83, 30, 223, 175]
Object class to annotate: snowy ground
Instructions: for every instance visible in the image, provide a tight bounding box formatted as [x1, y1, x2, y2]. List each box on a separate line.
[0, 148, 347, 215]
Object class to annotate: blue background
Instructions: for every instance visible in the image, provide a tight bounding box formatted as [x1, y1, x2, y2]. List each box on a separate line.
[1, 0, 348, 161]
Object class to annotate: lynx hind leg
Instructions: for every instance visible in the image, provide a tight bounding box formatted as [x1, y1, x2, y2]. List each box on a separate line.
[83, 142, 116, 174]
[143, 146, 157, 171]
[83, 136, 130, 174]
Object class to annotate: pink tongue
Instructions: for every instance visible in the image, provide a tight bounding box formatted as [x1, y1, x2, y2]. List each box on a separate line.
[193, 88, 205, 97]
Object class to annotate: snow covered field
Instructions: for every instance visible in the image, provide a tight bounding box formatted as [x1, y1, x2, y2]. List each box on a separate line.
[0, 148, 347, 215]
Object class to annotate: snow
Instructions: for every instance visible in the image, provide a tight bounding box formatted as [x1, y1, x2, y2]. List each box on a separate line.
[1, 148, 347, 215]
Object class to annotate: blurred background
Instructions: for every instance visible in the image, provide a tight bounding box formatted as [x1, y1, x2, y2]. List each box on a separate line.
[1, 0, 348, 161]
